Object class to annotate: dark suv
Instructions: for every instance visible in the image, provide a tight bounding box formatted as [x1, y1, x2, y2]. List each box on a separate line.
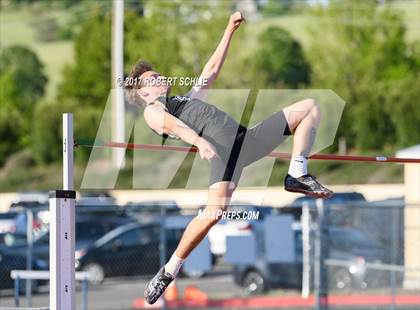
[233, 225, 386, 294]
[282, 192, 366, 222]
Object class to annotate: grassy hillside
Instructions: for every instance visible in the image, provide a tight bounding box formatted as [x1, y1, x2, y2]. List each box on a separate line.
[0, 6, 74, 99]
[0, 0, 417, 191]
[1, 0, 417, 98]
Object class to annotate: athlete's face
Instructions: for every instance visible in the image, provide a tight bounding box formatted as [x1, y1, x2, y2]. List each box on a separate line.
[137, 71, 170, 104]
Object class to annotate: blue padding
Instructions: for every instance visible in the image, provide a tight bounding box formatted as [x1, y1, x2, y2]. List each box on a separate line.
[264, 215, 295, 263]
[165, 215, 193, 229]
[184, 237, 212, 273]
[164, 215, 211, 273]
[225, 235, 256, 264]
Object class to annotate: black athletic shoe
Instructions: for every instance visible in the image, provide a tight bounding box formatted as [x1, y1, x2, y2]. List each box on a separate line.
[144, 267, 174, 305]
[284, 174, 333, 198]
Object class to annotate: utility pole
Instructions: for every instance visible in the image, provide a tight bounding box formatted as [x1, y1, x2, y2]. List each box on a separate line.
[112, 0, 125, 168]
[314, 198, 329, 310]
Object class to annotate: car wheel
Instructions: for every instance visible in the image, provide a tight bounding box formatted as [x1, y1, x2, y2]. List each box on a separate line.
[242, 270, 266, 295]
[330, 269, 352, 292]
[83, 263, 105, 285]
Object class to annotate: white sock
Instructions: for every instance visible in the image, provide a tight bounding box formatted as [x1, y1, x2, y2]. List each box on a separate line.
[288, 155, 308, 178]
[164, 254, 185, 277]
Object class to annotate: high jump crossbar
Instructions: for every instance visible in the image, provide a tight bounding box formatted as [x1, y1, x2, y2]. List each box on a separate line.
[75, 140, 420, 164]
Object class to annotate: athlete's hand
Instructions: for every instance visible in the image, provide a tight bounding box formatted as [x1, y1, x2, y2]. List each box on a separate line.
[227, 12, 245, 32]
[196, 137, 219, 161]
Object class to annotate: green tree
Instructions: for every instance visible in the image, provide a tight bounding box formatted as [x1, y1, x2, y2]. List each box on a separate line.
[57, 8, 111, 109]
[260, 0, 297, 16]
[251, 26, 310, 88]
[0, 46, 47, 115]
[31, 100, 101, 164]
[0, 111, 21, 167]
[125, 0, 240, 93]
[0, 45, 47, 166]
[31, 101, 74, 165]
[307, 0, 418, 149]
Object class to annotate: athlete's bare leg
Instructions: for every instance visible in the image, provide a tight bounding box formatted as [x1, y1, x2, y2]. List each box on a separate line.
[283, 98, 321, 158]
[283, 98, 332, 198]
[174, 181, 235, 258]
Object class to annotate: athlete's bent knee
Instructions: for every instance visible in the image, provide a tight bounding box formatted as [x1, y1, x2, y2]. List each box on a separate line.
[310, 100, 321, 120]
[303, 98, 316, 110]
[303, 98, 321, 120]
[201, 204, 228, 226]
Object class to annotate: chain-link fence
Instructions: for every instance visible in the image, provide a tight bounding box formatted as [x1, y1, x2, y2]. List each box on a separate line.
[0, 199, 419, 310]
[300, 199, 419, 310]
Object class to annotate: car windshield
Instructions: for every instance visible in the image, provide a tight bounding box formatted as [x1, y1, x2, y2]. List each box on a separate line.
[291, 193, 366, 207]
[0, 212, 19, 219]
[126, 202, 180, 214]
[76, 222, 108, 240]
[31, 220, 123, 245]
[95, 226, 133, 247]
[329, 228, 376, 249]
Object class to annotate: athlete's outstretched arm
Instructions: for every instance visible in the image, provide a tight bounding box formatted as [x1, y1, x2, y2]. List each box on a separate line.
[144, 104, 218, 160]
[189, 11, 245, 99]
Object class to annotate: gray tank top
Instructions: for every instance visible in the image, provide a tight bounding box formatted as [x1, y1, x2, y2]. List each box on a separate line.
[148, 95, 242, 142]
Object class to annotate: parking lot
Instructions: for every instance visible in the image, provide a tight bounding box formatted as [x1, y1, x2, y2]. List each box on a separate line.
[0, 264, 241, 309]
[1, 266, 419, 310]
[1, 194, 419, 310]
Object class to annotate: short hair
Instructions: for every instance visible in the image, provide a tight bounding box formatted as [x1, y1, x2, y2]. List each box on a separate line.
[124, 59, 153, 107]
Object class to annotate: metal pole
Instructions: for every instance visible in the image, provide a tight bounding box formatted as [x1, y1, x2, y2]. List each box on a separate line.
[14, 277, 20, 307]
[159, 205, 167, 310]
[390, 207, 398, 310]
[49, 114, 76, 310]
[301, 202, 311, 299]
[112, 0, 125, 169]
[82, 277, 88, 310]
[25, 209, 33, 307]
[63, 113, 74, 191]
[314, 198, 329, 310]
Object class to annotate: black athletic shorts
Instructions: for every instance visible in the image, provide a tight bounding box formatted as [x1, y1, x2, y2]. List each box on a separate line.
[208, 110, 291, 186]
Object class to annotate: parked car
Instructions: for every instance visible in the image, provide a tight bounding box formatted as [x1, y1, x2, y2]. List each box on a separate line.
[0, 210, 45, 236]
[76, 204, 130, 218]
[290, 192, 366, 207]
[77, 191, 117, 206]
[282, 192, 367, 224]
[233, 225, 386, 295]
[75, 221, 183, 284]
[208, 203, 275, 257]
[9, 192, 49, 209]
[0, 211, 21, 233]
[124, 201, 181, 223]
[0, 247, 48, 292]
[3, 216, 137, 264]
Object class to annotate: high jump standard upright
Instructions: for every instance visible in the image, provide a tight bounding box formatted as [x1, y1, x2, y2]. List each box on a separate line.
[49, 113, 76, 310]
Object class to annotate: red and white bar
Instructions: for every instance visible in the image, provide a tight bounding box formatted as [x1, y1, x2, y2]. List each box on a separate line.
[96, 141, 420, 164]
